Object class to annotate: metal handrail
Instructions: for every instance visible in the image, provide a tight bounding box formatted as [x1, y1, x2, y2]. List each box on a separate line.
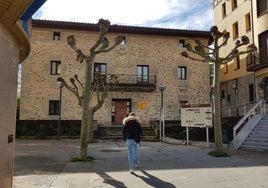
[233, 99, 265, 138]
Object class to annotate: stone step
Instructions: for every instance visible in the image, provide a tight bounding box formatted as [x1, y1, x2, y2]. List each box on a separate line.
[248, 133, 268, 139]
[243, 141, 268, 147]
[240, 145, 268, 151]
[246, 137, 268, 143]
[97, 126, 158, 141]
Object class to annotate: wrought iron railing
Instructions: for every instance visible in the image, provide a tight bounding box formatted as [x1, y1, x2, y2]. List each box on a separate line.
[93, 74, 157, 92]
[247, 48, 268, 71]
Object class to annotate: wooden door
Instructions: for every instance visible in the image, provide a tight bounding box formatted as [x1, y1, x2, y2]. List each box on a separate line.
[113, 99, 131, 125]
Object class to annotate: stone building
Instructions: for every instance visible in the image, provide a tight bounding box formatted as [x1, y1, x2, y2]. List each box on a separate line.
[0, 1, 46, 187]
[20, 19, 212, 127]
[213, 0, 268, 116]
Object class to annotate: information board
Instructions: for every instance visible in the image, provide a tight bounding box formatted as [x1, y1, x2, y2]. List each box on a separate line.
[181, 104, 212, 127]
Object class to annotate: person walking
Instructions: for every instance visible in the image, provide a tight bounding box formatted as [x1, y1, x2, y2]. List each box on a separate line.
[122, 112, 142, 174]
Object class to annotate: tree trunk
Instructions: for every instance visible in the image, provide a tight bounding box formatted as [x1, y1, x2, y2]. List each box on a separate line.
[80, 107, 89, 159]
[87, 109, 94, 143]
[214, 62, 223, 152]
[79, 60, 93, 159]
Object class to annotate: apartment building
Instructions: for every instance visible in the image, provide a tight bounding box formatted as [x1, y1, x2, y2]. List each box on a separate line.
[214, 0, 268, 116]
[20, 19, 212, 127]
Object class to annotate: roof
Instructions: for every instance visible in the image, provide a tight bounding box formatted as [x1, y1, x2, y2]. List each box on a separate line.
[32, 19, 211, 39]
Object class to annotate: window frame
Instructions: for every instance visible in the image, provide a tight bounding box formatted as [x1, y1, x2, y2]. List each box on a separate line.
[50, 61, 61, 75]
[234, 56, 240, 70]
[53, 32, 61, 41]
[245, 13, 251, 31]
[257, 0, 268, 17]
[231, 0, 238, 10]
[178, 66, 187, 80]
[178, 40, 185, 48]
[232, 22, 239, 39]
[222, 2, 226, 18]
[49, 100, 60, 115]
[137, 65, 149, 83]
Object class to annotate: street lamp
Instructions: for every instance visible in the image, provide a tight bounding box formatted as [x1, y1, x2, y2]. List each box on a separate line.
[57, 80, 64, 139]
[159, 83, 166, 142]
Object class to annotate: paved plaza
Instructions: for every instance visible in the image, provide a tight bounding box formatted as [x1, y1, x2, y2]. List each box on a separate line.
[13, 139, 268, 188]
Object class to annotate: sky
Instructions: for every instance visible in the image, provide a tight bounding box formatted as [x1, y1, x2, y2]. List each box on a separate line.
[33, 0, 214, 31]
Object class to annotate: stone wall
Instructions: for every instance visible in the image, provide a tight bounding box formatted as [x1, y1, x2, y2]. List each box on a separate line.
[0, 24, 19, 188]
[20, 26, 211, 126]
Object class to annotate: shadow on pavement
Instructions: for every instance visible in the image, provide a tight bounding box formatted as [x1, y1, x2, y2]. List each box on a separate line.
[133, 169, 176, 188]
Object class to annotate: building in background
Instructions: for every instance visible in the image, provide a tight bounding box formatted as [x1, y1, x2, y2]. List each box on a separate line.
[213, 0, 268, 117]
[0, 1, 46, 187]
[20, 20, 211, 128]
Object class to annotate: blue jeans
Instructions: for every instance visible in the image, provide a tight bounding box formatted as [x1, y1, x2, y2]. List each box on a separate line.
[126, 139, 140, 169]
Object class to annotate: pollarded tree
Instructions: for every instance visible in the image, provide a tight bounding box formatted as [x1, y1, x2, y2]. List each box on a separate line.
[57, 19, 124, 159]
[181, 26, 256, 154]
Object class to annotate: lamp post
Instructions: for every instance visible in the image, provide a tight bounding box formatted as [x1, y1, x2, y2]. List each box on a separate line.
[57, 80, 63, 139]
[159, 83, 166, 142]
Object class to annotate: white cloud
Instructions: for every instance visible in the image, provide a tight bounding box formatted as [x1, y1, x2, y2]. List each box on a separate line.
[34, 0, 213, 30]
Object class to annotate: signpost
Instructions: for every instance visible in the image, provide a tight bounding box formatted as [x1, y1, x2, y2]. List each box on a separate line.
[181, 104, 212, 147]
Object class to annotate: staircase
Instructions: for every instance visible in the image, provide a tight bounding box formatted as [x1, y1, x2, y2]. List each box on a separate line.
[240, 116, 268, 151]
[97, 126, 158, 142]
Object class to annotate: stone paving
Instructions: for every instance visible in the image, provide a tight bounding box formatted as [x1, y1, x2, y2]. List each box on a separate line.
[13, 139, 268, 188]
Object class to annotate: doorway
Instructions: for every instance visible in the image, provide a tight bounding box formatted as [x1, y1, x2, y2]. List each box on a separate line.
[111, 99, 131, 125]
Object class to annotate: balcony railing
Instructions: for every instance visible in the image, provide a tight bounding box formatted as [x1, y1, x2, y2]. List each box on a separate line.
[93, 74, 157, 92]
[247, 48, 268, 71]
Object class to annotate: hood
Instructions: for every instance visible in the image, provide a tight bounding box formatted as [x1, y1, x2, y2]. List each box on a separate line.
[123, 115, 141, 125]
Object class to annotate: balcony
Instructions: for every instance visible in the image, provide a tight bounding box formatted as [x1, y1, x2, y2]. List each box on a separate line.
[93, 74, 157, 92]
[247, 48, 268, 71]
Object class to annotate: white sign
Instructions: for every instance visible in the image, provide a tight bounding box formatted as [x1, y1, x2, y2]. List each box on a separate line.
[181, 104, 212, 127]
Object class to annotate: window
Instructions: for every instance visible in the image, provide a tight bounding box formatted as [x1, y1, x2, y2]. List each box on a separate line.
[257, 0, 268, 17]
[245, 13, 251, 31]
[258, 31, 268, 65]
[178, 66, 187, 80]
[227, 94, 231, 103]
[53, 32, 60, 41]
[51, 61, 61, 75]
[224, 63, 228, 74]
[137, 65, 149, 83]
[222, 30, 227, 45]
[222, 3, 226, 18]
[179, 101, 188, 114]
[234, 56, 240, 70]
[221, 90, 225, 99]
[232, 22, 239, 39]
[249, 84, 254, 102]
[94, 63, 107, 82]
[49, 100, 60, 115]
[231, 0, 237, 10]
[178, 40, 185, 48]
[121, 36, 126, 45]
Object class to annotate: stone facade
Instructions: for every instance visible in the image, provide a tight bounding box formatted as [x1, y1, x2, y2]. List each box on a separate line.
[0, 1, 46, 187]
[20, 20, 211, 126]
[0, 23, 19, 188]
